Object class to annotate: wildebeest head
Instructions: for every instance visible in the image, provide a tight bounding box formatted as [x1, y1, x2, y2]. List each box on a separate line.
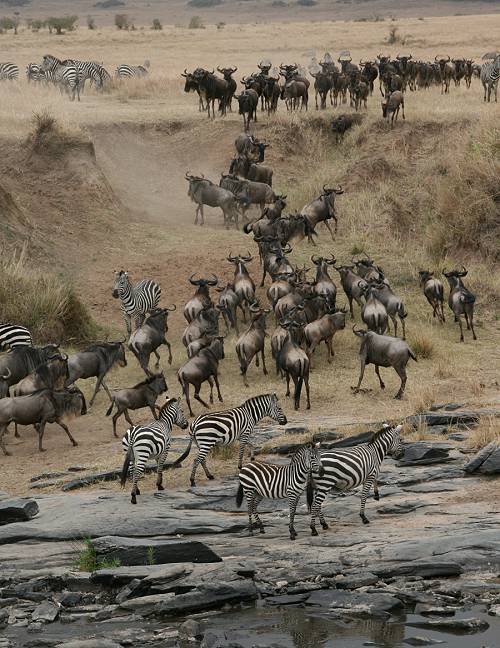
[112, 270, 129, 299]
[181, 69, 199, 93]
[217, 66, 237, 80]
[418, 270, 434, 286]
[189, 274, 218, 288]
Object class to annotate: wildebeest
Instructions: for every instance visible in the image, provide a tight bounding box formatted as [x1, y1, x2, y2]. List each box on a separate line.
[311, 254, 337, 304]
[369, 282, 407, 339]
[227, 253, 256, 316]
[177, 336, 225, 416]
[182, 304, 223, 348]
[311, 70, 332, 110]
[217, 66, 237, 110]
[193, 68, 229, 117]
[301, 185, 344, 241]
[181, 69, 205, 111]
[352, 327, 416, 399]
[353, 80, 369, 110]
[106, 373, 167, 437]
[382, 90, 405, 126]
[184, 275, 218, 323]
[229, 154, 274, 187]
[0, 388, 86, 455]
[215, 283, 241, 334]
[235, 133, 269, 159]
[185, 173, 240, 226]
[282, 79, 308, 111]
[236, 303, 270, 387]
[360, 59, 378, 94]
[331, 113, 364, 143]
[221, 174, 280, 217]
[235, 89, 259, 130]
[277, 320, 310, 410]
[443, 267, 477, 342]
[304, 307, 346, 364]
[334, 264, 368, 318]
[418, 270, 445, 323]
[0, 345, 61, 399]
[435, 55, 454, 94]
[14, 354, 68, 397]
[66, 341, 127, 407]
[361, 285, 388, 335]
[129, 307, 175, 375]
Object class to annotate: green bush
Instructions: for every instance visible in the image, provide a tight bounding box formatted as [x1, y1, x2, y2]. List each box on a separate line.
[188, 15, 204, 28]
[114, 12, 129, 29]
[76, 538, 121, 572]
[151, 17, 162, 29]
[46, 15, 78, 35]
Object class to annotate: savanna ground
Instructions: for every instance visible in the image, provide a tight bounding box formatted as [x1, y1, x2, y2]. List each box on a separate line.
[0, 15, 499, 497]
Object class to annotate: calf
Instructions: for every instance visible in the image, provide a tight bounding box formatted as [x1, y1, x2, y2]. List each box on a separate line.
[129, 307, 175, 375]
[419, 270, 445, 323]
[381, 90, 405, 127]
[304, 307, 346, 364]
[177, 337, 225, 416]
[443, 267, 477, 342]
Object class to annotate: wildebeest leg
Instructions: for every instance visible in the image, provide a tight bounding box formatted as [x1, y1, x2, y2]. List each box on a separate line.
[207, 376, 215, 404]
[56, 421, 78, 447]
[153, 349, 161, 369]
[323, 219, 336, 240]
[305, 374, 311, 410]
[285, 373, 291, 397]
[163, 339, 172, 365]
[327, 337, 334, 362]
[37, 420, 47, 452]
[194, 384, 210, 409]
[14, 423, 20, 438]
[440, 301, 446, 323]
[112, 410, 122, 437]
[181, 382, 194, 417]
[469, 311, 477, 340]
[401, 316, 406, 340]
[213, 373, 223, 403]
[0, 424, 11, 456]
[374, 365, 385, 390]
[457, 316, 464, 343]
[391, 315, 398, 337]
[348, 296, 354, 319]
[352, 359, 366, 393]
[394, 365, 407, 399]
[261, 349, 268, 376]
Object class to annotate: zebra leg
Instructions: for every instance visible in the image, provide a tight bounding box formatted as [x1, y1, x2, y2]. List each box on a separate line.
[190, 446, 214, 486]
[373, 479, 380, 501]
[288, 493, 300, 540]
[238, 440, 248, 470]
[56, 421, 78, 447]
[253, 494, 264, 532]
[131, 465, 139, 504]
[156, 450, 169, 491]
[246, 491, 254, 535]
[310, 488, 329, 535]
[359, 476, 376, 524]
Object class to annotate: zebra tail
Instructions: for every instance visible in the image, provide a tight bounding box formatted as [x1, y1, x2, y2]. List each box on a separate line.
[120, 447, 133, 488]
[105, 398, 115, 416]
[169, 438, 193, 469]
[236, 483, 244, 508]
[306, 477, 314, 512]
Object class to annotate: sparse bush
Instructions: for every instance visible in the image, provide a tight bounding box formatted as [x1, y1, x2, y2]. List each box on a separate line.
[0, 16, 16, 33]
[272, 0, 287, 5]
[87, 15, 95, 29]
[29, 18, 44, 31]
[151, 17, 162, 29]
[76, 538, 121, 572]
[114, 12, 129, 29]
[94, 0, 124, 7]
[409, 332, 434, 359]
[46, 15, 78, 35]
[187, 0, 221, 6]
[297, 0, 317, 5]
[217, 21, 225, 29]
[146, 547, 155, 565]
[386, 25, 406, 45]
[188, 15, 204, 28]
[466, 417, 500, 450]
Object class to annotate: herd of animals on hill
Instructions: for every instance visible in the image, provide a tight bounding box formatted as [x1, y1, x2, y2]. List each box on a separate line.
[0, 50, 487, 539]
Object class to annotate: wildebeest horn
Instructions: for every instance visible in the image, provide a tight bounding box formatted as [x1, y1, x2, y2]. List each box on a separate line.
[459, 265, 468, 276]
[189, 273, 201, 285]
[311, 254, 322, 264]
[217, 66, 223, 72]
[166, 304, 177, 312]
[352, 325, 366, 336]
[207, 274, 218, 286]
[231, 66, 238, 73]
[1, 368, 11, 380]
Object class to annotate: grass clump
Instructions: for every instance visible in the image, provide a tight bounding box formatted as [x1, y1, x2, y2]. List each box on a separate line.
[77, 538, 121, 572]
[146, 546, 155, 565]
[188, 15, 204, 28]
[466, 417, 500, 450]
[212, 444, 238, 460]
[409, 331, 435, 359]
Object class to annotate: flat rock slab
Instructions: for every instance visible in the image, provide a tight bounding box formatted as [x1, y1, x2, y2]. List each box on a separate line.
[402, 481, 461, 493]
[31, 600, 60, 623]
[264, 593, 311, 606]
[55, 642, 122, 648]
[407, 617, 489, 634]
[377, 501, 428, 515]
[92, 535, 222, 565]
[0, 492, 247, 544]
[373, 561, 463, 579]
[152, 581, 258, 617]
[406, 411, 480, 428]
[403, 638, 445, 646]
[397, 443, 451, 467]
[305, 589, 403, 616]
[61, 460, 181, 491]
[0, 498, 39, 525]
[463, 441, 500, 474]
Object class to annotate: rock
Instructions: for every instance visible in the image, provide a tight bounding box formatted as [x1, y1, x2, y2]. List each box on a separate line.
[0, 608, 8, 629]
[414, 604, 456, 616]
[31, 601, 60, 623]
[488, 605, 500, 616]
[55, 641, 122, 648]
[92, 536, 222, 565]
[284, 425, 309, 435]
[464, 441, 500, 474]
[406, 411, 479, 428]
[263, 442, 303, 455]
[61, 461, 179, 491]
[91, 564, 190, 587]
[264, 593, 311, 605]
[66, 466, 88, 472]
[313, 430, 342, 443]
[402, 482, 460, 493]
[334, 572, 379, 589]
[0, 498, 39, 525]
[115, 578, 142, 603]
[328, 431, 374, 447]
[374, 562, 462, 579]
[306, 589, 403, 616]
[179, 618, 203, 640]
[58, 592, 82, 608]
[119, 593, 176, 615]
[397, 443, 451, 467]
[154, 581, 258, 616]
[407, 617, 489, 634]
[403, 638, 445, 646]
[447, 432, 468, 441]
[377, 501, 427, 515]
[30, 472, 67, 483]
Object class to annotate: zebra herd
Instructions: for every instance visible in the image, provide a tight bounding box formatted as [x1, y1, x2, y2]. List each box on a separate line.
[0, 57, 150, 100]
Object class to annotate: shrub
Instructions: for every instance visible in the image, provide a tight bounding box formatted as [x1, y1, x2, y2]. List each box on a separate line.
[87, 15, 95, 29]
[187, 0, 221, 6]
[76, 538, 121, 572]
[409, 332, 434, 359]
[297, 0, 317, 5]
[151, 17, 162, 29]
[46, 15, 78, 34]
[94, 0, 124, 7]
[188, 15, 204, 28]
[29, 18, 44, 31]
[217, 21, 225, 29]
[114, 12, 129, 29]
[0, 16, 16, 32]
[386, 25, 406, 45]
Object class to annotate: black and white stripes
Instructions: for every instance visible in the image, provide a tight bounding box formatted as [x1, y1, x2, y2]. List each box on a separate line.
[481, 54, 500, 103]
[0, 63, 19, 80]
[308, 424, 404, 535]
[0, 324, 33, 351]
[115, 62, 150, 79]
[236, 442, 324, 540]
[112, 270, 161, 336]
[188, 393, 287, 486]
[40, 55, 80, 101]
[62, 59, 110, 92]
[120, 397, 189, 504]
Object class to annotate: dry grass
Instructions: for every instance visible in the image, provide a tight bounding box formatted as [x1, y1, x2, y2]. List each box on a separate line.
[466, 416, 500, 450]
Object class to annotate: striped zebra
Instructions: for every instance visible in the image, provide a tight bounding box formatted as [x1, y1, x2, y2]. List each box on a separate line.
[112, 270, 161, 336]
[236, 442, 324, 540]
[40, 55, 80, 101]
[62, 59, 111, 92]
[120, 397, 189, 504]
[0, 63, 19, 80]
[307, 424, 404, 536]
[26, 63, 44, 82]
[0, 324, 33, 351]
[115, 61, 150, 79]
[186, 393, 288, 487]
[480, 53, 500, 103]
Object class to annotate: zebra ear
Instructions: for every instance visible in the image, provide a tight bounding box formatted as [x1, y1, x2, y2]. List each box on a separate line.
[314, 442, 321, 448]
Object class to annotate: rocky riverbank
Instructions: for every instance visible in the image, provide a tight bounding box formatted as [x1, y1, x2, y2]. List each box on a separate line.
[1, 407, 499, 647]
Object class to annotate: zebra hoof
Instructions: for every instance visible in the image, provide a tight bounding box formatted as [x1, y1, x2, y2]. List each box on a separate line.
[157, 485, 164, 491]
[321, 521, 329, 530]
[373, 493, 380, 501]
[310, 527, 318, 537]
[207, 475, 215, 480]
[360, 515, 370, 525]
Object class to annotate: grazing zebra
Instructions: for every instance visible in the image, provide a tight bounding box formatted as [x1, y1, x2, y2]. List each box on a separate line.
[307, 424, 404, 536]
[0, 63, 19, 80]
[0, 324, 33, 351]
[40, 55, 80, 101]
[120, 397, 189, 504]
[186, 393, 288, 487]
[112, 270, 161, 336]
[26, 63, 44, 82]
[236, 442, 324, 540]
[480, 53, 500, 103]
[115, 61, 150, 79]
[62, 59, 111, 92]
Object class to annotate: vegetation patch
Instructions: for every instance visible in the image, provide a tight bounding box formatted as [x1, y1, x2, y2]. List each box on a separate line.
[76, 538, 121, 572]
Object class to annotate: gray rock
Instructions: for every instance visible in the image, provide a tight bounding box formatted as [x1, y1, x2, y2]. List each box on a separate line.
[374, 562, 462, 579]
[61, 461, 180, 491]
[119, 592, 176, 615]
[31, 601, 60, 623]
[414, 604, 456, 616]
[284, 425, 309, 435]
[402, 482, 460, 493]
[154, 581, 258, 616]
[30, 472, 67, 483]
[66, 466, 89, 472]
[179, 618, 203, 640]
[55, 641, 122, 648]
[264, 593, 311, 605]
[403, 638, 445, 646]
[306, 589, 403, 616]
[0, 498, 39, 525]
[397, 443, 451, 467]
[313, 430, 342, 443]
[58, 592, 82, 608]
[91, 563, 190, 587]
[92, 535, 222, 565]
[447, 432, 468, 441]
[406, 411, 479, 428]
[377, 501, 427, 515]
[115, 578, 142, 603]
[407, 617, 489, 634]
[0, 608, 8, 629]
[488, 605, 500, 616]
[464, 441, 500, 474]
[334, 572, 379, 589]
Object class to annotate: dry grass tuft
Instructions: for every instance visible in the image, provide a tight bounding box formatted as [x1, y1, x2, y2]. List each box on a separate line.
[26, 111, 91, 157]
[212, 444, 238, 460]
[409, 331, 435, 359]
[466, 417, 500, 450]
[409, 383, 436, 413]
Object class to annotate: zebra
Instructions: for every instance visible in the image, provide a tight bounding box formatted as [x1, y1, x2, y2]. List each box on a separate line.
[115, 61, 150, 79]
[26, 63, 44, 82]
[307, 424, 404, 536]
[0, 63, 19, 80]
[186, 393, 288, 487]
[40, 55, 80, 101]
[480, 53, 500, 103]
[62, 59, 111, 92]
[120, 397, 190, 504]
[0, 324, 33, 351]
[112, 270, 161, 336]
[236, 442, 324, 540]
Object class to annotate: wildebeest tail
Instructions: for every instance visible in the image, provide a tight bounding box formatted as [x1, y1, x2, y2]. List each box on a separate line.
[295, 373, 304, 406]
[236, 483, 244, 508]
[398, 303, 408, 319]
[120, 447, 133, 487]
[460, 290, 476, 304]
[409, 348, 417, 362]
[243, 221, 253, 234]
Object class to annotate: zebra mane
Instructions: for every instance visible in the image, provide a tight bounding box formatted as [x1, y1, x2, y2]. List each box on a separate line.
[369, 425, 394, 444]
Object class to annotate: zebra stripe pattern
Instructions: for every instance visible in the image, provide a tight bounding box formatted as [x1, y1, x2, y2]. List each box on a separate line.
[40, 55, 80, 101]
[112, 270, 161, 335]
[0, 63, 19, 80]
[116, 63, 149, 79]
[308, 424, 404, 535]
[0, 324, 33, 351]
[481, 54, 500, 103]
[121, 397, 189, 504]
[236, 442, 323, 540]
[26, 63, 43, 82]
[188, 393, 287, 486]
[62, 59, 110, 92]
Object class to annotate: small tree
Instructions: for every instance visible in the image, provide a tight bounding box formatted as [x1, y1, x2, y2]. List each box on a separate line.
[87, 15, 96, 29]
[114, 13, 129, 29]
[46, 15, 78, 35]
[188, 15, 203, 29]
[30, 18, 44, 31]
[151, 17, 162, 29]
[0, 17, 16, 33]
